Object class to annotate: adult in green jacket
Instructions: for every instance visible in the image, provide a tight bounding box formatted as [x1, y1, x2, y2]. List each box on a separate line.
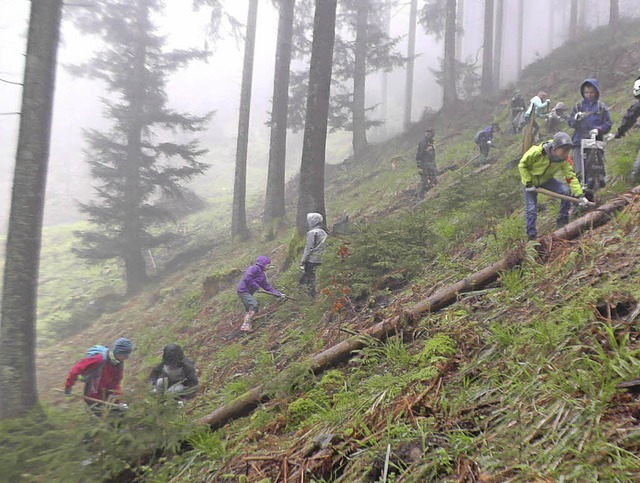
[518, 132, 589, 239]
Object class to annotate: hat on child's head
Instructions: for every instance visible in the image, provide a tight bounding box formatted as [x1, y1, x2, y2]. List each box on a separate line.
[113, 338, 133, 356]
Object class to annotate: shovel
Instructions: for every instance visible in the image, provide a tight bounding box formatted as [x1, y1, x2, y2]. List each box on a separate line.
[53, 388, 125, 408]
[534, 187, 596, 207]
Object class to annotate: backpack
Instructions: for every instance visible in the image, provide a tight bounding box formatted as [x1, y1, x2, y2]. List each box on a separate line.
[80, 345, 110, 393]
[474, 130, 483, 144]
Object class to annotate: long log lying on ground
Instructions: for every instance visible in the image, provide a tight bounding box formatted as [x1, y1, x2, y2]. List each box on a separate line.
[199, 187, 640, 429]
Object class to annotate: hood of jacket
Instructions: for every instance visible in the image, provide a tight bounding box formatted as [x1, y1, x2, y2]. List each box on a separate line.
[255, 255, 270, 269]
[163, 344, 185, 364]
[580, 78, 600, 100]
[306, 213, 323, 229]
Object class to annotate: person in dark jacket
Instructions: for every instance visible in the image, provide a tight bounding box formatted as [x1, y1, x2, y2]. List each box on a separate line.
[607, 76, 640, 180]
[415, 129, 437, 199]
[474, 123, 500, 164]
[64, 337, 133, 416]
[149, 344, 198, 401]
[544, 102, 569, 135]
[510, 90, 526, 133]
[237, 255, 286, 333]
[299, 212, 328, 297]
[567, 78, 612, 182]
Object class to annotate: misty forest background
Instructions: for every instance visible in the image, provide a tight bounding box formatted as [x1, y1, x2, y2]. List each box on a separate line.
[3, 0, 640, 480]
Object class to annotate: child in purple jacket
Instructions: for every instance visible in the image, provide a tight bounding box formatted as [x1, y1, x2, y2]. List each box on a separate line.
[237, 256, 286, 332]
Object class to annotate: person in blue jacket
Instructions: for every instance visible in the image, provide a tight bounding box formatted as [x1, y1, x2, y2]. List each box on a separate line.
[567, 79, 612, 183]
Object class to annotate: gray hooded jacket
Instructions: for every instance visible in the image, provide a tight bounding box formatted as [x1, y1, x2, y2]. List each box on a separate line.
[301, 213, 328, 264]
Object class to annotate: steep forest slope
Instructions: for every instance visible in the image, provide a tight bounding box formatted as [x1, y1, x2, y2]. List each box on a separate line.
[3, 20, 640, 483]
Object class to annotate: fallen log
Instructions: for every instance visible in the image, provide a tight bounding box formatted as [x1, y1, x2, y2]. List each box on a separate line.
[198, 186, 640, 429]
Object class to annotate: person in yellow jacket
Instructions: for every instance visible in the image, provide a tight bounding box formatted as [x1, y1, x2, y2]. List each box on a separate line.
[518, 132, 590, 240]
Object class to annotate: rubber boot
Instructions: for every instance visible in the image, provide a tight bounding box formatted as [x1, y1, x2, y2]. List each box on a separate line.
[240, 310, 255, 332]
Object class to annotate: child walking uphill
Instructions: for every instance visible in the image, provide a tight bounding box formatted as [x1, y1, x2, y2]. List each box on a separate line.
[64, 337, 133, 416]
[237, 256, 286, 333]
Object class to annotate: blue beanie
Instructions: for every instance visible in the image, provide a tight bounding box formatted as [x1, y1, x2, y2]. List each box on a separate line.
[113, 338, 133, 356]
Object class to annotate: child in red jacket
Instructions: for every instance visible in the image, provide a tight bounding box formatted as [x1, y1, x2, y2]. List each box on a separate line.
[64, 337, 133, 416]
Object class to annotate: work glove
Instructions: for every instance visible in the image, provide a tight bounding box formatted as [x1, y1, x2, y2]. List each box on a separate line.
[118, 403, 129, 411]
[299, 264, 305, 273]
[578, 196, 590, 207]
[417, 168, 424, 175]
[279, 294, 288, 300]
[605, 133, 615, 141]
[524, 183, 537, 193]
[64, 386, 72, 396]
[574, 111, 586, 122]
[589, 128, 599, 137]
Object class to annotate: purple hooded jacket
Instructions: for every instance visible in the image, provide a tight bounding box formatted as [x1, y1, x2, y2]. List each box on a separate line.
[568, 78, 612, 147]
[236, 256, 282, 296]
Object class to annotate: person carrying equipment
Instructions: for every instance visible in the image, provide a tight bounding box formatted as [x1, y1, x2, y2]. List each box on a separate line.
[606, 76, 640, 181]
[415, 128, 437, 199]
[299, 213, 328, 298]
[567, 79, 612, 184]
[519, 132, 590, 240]
[237, 256, 286, 333]
[474, 123, 500, 165]
[64, 337, 133, 416]
[149, 343, 199, 402]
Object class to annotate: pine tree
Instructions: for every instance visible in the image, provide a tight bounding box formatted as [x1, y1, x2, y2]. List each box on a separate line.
[264, 0, 296, 230]
[231, 0, 259, 240]
[287, 0, 405, 146]
[0, 0, 63, 419]
[610, 0, 620, 30]
[296, 0, 337, 234]
[405, 0, 418, 128]
[481, 0, 494, 95]
[71, 0, 210, 296]
[420, 0, 458, 109]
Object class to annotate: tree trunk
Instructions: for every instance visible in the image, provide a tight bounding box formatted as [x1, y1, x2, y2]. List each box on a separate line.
[609, 0, 620, 31]
[569, 0, 578, 40]
[232, 0, 259, 240]
[199, 184, 640, 429]
[0, 0, 63, 420]
[517, 0, 524, 76]
[295, 0, 337, 235]
[442, 0, 457, 108]
[456, 0, 464, 61]
[352, 0, 368, 159]
[493, 0, 504, 90]
[403, 0, 417, 129]
[548, 0, 555, 51]
[578, 0, 586, 32]
[123, 0, 150, 297]
[264, 0, 295, 228]
[380, 0, 391, 139]
[481, 0, 494, 95]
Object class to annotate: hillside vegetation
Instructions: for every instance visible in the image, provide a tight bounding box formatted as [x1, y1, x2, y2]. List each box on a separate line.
[2, 20, 640, 482]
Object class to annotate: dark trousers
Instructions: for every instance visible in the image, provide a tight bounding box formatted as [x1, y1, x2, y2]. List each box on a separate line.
[300, 262, 320, 297]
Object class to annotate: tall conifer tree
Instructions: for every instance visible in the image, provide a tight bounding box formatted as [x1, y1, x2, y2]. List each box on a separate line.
[71, 0, 210, 296]
[296, 0, 337, 234]
[0, 0, 63, 420]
